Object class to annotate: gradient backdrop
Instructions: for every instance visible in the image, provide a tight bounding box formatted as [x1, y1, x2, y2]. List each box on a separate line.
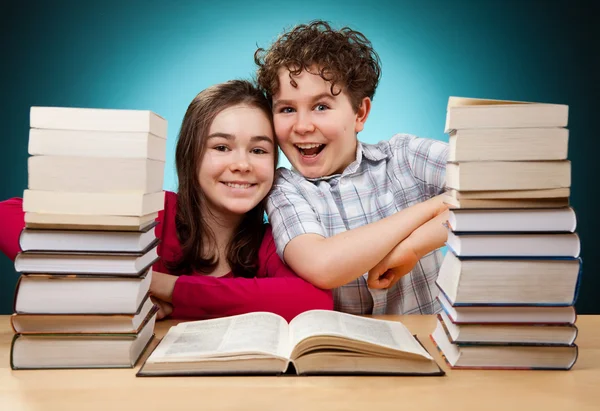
[1, 0, 598, 314]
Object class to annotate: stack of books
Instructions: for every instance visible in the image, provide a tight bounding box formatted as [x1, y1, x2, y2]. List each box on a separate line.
[10, 107, 167, 370]
[432, 97, 581, 370]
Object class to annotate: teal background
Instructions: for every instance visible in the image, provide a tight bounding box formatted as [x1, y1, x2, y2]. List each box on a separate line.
[1, 0, 598, 314]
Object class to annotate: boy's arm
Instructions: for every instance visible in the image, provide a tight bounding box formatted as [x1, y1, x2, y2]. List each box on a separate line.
[276, 194, 448, 289]
[356, 135, 448, 289]
[400, 134, 448, 197]
[367, 210, 449, 289]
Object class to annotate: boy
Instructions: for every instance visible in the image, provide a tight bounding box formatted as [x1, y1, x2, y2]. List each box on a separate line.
[255, 21, 449, 315]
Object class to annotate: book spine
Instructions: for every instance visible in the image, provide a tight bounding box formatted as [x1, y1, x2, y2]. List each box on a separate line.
[10, 334, 19, 370]
[12, 275, 23, 312]
[9, 314, 18, 333]
[571, 257, 584, 305]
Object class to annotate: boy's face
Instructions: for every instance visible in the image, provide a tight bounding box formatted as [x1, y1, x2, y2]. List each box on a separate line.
[272, 67, 368, 179]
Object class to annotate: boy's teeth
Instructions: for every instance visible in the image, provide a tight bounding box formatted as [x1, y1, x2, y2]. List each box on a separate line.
[225, 183, 251, 189]
[296, 143, 322, 149]
[296, 143, 325, 157]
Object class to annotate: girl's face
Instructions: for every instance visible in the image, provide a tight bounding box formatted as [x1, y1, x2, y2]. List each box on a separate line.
[198, 104, 275, 220]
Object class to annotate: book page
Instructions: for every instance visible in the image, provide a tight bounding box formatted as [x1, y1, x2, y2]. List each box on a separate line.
[147, 312, 290, 363]
[289, 310, 432, 359]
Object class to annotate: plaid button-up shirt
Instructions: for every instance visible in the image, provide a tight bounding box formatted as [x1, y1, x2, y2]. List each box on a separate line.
[267, 134, 449, 315]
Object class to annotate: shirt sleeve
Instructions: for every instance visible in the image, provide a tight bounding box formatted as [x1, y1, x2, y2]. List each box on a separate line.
[170, 227, 333, 323]
[151, 191, 180, 275]
[392, 134, 449, 198]
[0, 198, 25, 261]
[151, 207, 168, 274]
[152, 211, 169, 273]
[266, 170, 325, 260]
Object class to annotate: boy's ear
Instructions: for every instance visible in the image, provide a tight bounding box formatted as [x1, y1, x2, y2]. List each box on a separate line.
[354, 97, 372, 133]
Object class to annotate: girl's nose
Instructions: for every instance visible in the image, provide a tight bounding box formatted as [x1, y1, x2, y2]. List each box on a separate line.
[229, 153, 251, 172]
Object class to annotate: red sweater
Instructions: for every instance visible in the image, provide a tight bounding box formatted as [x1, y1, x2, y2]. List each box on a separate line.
[0, 192, 332, 322]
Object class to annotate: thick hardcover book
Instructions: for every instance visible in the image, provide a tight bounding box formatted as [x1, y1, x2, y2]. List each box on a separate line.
[443, 188, 570, 209]
[436, 293, 577, 325]
[447, 207, 576, 233]
[19, 221, 158, 253]
[22, 190, 165, 217]
[437, 313, 578, 345]
[430, 318, 578, 370]
[444, 96, 568, 132]
[28, 128, 167, 161]
[28, 156, 165, 194]
[446, 230, 580, 258]
[24, 211, 158, 232]
[447, 127, 568, 162]
[12, 292, 155, 334]
[14, 240, 159, 275]
[436, 251, 582, 306]
[10, 310, 157, 370]
[30, 106, 168, 138]
[13, 269, 153, 317]
[445, 161, 571, 192]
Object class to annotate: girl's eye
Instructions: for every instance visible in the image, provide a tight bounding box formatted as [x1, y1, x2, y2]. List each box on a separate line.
[214, 145, 230, 152]
[279, 107, 295, 114]
[315, 104, 329, 111]
[252, 148, 268, 155]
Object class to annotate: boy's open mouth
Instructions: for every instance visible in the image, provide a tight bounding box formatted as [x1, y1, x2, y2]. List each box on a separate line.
[295, 143, 325, 158]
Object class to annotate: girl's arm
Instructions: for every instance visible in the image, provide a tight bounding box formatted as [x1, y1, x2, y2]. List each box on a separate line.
[0, 198, 25, 261]
[151, 227, 333, 322]
[164, 273, 333, 323]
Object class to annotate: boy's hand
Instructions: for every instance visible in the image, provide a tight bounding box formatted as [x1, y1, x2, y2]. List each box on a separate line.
[428, 194, 451, 218]
[367, 208, 450, 290]
[367, 238, 419, 289]
[150, 296, 173, 320]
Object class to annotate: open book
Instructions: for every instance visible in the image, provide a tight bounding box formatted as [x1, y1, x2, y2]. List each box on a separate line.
[137, 310, 443, 376]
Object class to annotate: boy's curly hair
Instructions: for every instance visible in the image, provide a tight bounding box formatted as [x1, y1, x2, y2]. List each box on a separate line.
[254, 20, 381, 111]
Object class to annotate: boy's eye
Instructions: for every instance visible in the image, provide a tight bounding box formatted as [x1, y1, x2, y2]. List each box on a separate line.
[214, 145, 230, 152]
[279, 107, 295, 114]
[315, 104, 329, 111]
[252, 148, 268, 155]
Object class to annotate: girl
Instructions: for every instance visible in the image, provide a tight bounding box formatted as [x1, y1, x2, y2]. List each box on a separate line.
[0, 80, 333, 322]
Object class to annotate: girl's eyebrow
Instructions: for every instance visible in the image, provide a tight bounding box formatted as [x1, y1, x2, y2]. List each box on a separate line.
[207, 133, 273, 145]
[251, 135, 274, 145]
[207, 132, 234, 140]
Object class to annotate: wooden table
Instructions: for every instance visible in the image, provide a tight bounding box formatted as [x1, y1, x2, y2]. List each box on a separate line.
[1, 315, 598, 411]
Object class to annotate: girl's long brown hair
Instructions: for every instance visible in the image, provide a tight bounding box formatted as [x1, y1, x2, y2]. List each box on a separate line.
[167, 80, 278, 277]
